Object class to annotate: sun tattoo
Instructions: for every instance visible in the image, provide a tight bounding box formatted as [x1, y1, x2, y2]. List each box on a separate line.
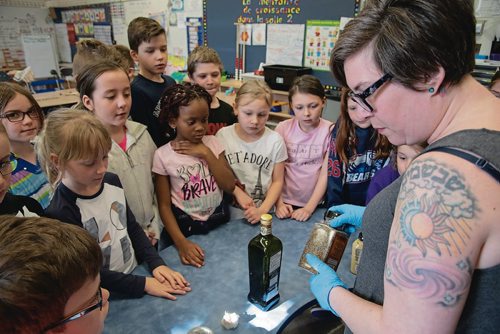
[399, 194, 453, 257]
[397, 159, 476, 257]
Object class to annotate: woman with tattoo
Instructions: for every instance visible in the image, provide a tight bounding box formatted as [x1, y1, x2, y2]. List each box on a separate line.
[306, 0, 500, 333]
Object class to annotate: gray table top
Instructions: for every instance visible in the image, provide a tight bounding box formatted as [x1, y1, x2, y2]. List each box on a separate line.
[104, 209, 355, 334]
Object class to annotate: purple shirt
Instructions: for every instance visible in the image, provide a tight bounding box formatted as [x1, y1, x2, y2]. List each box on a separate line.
[365, 165, 400, 204]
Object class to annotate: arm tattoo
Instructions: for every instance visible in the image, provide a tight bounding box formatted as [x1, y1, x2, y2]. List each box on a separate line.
[385, 158, 477, 306]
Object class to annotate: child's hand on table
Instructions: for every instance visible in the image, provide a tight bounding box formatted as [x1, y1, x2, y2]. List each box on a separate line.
[152, 265, 191, 291]
[177, 238, 205, 268]
[291, 207, 313, 222]
[244, 206, 264, 224]
[275, 202, 293, 219]
[145, 276, 189, 300]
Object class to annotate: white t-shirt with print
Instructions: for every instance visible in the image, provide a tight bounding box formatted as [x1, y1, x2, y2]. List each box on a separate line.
[216, 124, 288, 207]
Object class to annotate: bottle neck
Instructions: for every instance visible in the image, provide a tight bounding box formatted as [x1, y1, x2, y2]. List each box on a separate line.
[260, 224, 272, 236]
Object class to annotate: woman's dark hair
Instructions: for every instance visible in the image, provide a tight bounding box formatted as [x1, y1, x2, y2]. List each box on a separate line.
[331, 0, 475, 90]
[158, 82, 212, 139]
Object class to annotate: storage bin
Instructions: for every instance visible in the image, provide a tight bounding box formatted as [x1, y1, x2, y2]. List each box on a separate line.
[263, 65, 312, 91]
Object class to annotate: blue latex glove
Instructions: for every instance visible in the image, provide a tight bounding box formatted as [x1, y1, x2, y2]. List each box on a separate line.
[306, 253, 347, 317]
[327, 204, 365, 234]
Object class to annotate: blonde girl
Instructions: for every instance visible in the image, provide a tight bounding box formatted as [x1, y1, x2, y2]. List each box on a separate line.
[77, 61, 161, 245]
[37, 109, 190, 299]
[0, 82, 51, 209]
[216, 80, 288, 224]
[275, 75, 333, 221]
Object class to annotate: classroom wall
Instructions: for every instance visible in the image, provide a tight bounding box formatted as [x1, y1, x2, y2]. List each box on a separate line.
[475, 0, 500, 58]
[206, 0, 356, 88]
[0, 6, 54, 70]
[476, 16, 500, 57]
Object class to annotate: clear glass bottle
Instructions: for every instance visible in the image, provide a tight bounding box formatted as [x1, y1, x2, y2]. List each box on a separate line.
[248, 214, 283, 311]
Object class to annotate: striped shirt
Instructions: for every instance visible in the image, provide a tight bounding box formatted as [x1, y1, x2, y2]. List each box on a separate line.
[9, 154, 52, 209]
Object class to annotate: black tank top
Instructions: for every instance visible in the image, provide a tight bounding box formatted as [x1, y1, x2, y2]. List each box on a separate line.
[347, 129, 500, 334]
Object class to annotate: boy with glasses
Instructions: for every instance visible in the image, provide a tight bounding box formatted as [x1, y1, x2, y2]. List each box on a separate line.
[0, 216, 109, 333]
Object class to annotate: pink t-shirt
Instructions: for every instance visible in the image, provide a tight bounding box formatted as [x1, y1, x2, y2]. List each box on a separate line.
[152, 136, 225, 221]
[275, 118, 332, 207]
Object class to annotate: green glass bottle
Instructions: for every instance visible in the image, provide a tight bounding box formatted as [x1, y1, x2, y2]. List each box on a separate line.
[248, 214, 283, 311]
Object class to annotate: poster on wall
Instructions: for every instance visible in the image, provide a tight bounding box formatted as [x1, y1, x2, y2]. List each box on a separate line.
[186, 17, 203, 54]
[304, 20, 340, 71]
[0, 8, 54, 70]
[252, 23, 266, 46]
[167, 26, 188, 73]
[111, 2, 128, 46]
[266, 24, 304, 66]
[55, 23, 72, 63]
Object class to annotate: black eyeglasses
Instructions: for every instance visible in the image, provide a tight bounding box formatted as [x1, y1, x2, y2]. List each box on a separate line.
[0, 157, 17, 176]
[42, 288, 103, 332]
[348, 73, 392, 112]
[0, 108, 40, 123]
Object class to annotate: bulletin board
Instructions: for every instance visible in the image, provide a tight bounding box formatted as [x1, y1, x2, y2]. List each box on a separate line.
[0, 7, 54, 71]
[206, 0, 359, 87]
[49, 0, 207, 75]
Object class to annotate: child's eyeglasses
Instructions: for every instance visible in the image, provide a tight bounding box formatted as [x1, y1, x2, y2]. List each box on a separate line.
[0, 109, 40, 123]
[42, 288, 103, 333]
[0, 158, 17, 176]
[348, 73, 392, 112]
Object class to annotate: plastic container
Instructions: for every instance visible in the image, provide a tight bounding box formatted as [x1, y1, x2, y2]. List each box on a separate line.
[263, 65, 312, 91]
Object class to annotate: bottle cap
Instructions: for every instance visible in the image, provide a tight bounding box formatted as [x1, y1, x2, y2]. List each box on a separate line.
[260, 213, 273, 225]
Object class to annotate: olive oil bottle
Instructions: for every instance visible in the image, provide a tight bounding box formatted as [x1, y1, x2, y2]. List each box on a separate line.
[248, 214, 283, 311]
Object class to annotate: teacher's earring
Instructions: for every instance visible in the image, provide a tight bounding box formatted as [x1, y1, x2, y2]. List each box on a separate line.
[428, 87, 435, 93]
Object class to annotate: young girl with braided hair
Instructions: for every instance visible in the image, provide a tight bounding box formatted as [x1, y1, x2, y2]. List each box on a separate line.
[154, 82, 235, 267]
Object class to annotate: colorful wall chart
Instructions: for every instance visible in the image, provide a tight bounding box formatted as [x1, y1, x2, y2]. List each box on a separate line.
[304, 20, 340, 71]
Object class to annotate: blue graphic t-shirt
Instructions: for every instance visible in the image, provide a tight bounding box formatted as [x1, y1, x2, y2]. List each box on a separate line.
[326, 124, 389, 207]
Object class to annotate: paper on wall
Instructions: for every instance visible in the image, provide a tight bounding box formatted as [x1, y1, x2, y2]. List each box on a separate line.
[55, 23, 72, 63]
[252, 23, 266, 45]
[266, 24, 305, 66]
[476, 0, 500, 17]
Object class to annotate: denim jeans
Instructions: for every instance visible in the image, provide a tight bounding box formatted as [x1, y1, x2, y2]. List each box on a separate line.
[159, 199, 230, 250]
